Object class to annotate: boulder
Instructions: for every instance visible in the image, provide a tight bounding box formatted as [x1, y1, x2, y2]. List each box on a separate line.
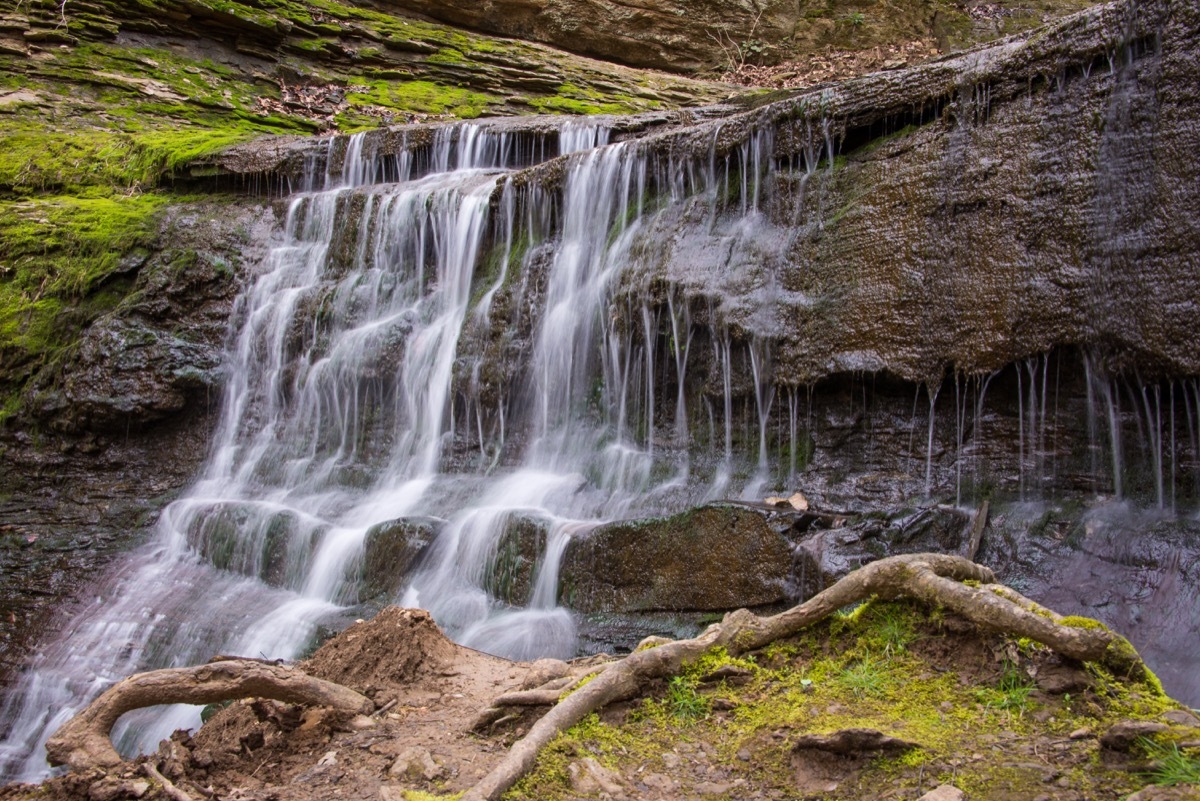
[359, 518, 439, 601]
[485, 513, 548, 606]
[558, 503, 798, 613]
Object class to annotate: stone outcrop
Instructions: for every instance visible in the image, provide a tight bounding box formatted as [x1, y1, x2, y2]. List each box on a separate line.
[210, 0, 1200, 385]
[378, 0, 1082, 74]
[20, 203, 275, 432]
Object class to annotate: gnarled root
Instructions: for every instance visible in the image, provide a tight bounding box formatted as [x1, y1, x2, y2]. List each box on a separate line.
[46, 659, 373, 772]
[461, 552, 1150, 801]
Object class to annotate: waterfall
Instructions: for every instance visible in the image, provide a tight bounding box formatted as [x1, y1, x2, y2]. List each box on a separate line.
[0, 115, 788, 782]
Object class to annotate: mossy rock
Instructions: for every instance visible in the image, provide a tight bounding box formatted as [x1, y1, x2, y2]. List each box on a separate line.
[485, 513, 549, 606]
[359, 516, 439, 601]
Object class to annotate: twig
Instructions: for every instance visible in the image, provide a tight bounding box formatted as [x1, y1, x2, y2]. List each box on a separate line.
[143, 762, 195, 801]
[372, 698, 398, 717]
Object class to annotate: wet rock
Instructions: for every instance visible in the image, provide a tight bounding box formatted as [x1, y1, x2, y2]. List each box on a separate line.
[360, 518, 438, 601]
[792, 505, 969, 598]
[485, 513, 548, 606]
[184, 502, 309, 587]
[558, 503, 797, 613]
[22, 204, 274, 435]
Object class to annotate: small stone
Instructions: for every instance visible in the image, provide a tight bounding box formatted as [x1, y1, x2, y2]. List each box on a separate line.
[347, 714, 377, 730]
[1164, 709, 1200, 727]
[917, 785, 965, 801]
[662, 752, 680, 768]
[128, 781, 151, 798]
[697, 781, 734, 795]
[736, 748, 752, 762]
[389, 746, 445, 781]
[1101, 720, 1169, 751]
[1069, 726, 1093, 740]
[317, 750, 337, 767]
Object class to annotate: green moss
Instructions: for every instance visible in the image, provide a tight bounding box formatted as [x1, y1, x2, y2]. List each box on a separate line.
[345, 79, 493, 118]
[0, 194, 167, 369]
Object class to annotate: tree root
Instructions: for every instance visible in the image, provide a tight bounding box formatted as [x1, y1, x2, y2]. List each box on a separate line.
[47, 553, 1151, 801]
[460, 552, 1150, 801]
[46, 659, 373, 772]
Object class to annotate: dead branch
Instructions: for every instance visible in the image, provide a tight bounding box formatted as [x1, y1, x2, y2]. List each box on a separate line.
[460, 552, 1150, 801]
[965, 500, 989, 561]
[47, 660, 373, 772]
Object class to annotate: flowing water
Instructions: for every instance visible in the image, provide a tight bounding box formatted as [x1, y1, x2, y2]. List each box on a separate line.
[3, 95, 1199, 780]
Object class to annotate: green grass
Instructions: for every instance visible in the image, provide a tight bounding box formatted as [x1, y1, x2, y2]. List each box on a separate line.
[973, 661, 1036, 714]
[1142, 739, 1200, 787]
[666, 676, 709, 720]
[836, 655, 894, 699]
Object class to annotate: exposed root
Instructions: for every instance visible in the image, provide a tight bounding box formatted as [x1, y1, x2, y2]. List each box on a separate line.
[460, 552, 1151, 801]
[473, 664, 614, 731]
[47, 660, 373, 772]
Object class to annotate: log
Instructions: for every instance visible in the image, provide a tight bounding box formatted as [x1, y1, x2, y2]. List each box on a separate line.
[46, 659, 373, 772]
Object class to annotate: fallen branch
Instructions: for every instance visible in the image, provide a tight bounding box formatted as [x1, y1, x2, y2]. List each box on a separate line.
[965, 500, 989, 561]
[460, 552, 1150, 801]
[46, 660, 373, 772]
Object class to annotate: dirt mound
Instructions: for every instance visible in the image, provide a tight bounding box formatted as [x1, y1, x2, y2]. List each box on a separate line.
[303, 607, 456, 693]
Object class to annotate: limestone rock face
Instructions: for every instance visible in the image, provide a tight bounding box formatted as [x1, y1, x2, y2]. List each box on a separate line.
[382, 0, 778, 73]
[23, 203, 275, 433]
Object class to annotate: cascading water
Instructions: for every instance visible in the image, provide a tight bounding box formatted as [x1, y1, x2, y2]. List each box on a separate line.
[0, 115, 776, 782]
